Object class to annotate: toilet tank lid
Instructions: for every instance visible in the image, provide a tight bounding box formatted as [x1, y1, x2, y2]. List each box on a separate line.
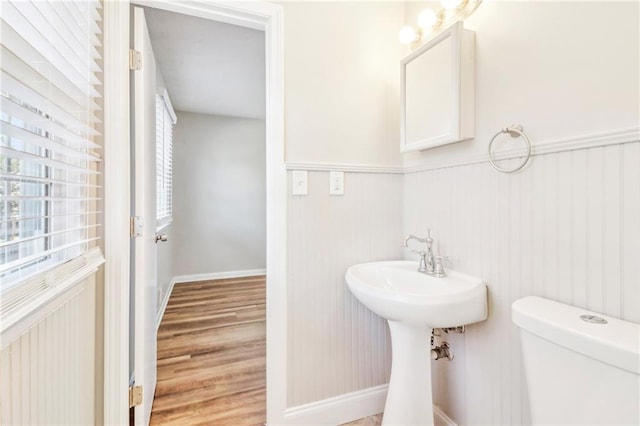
[512, 296, 640, 374]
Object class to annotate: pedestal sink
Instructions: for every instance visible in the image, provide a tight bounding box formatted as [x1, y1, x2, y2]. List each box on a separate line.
[345, 260, 487, 426]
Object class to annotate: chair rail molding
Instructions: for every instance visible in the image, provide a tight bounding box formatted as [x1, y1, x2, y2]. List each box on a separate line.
[284, 127, 639, 175]
[405, 126, 640, 174]
[285, 162, 405, 174]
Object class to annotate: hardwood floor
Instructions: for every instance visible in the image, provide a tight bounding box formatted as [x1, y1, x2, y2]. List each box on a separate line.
[150, 276, 266, 426]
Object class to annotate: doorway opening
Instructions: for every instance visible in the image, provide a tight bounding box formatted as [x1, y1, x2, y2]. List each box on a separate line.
[144, 4, 266, 424]
[123, 2, 286, 425]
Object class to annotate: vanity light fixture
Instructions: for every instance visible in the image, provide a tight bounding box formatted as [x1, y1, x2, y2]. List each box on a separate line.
[441, 0, 464, 10]
[399, 0, 482, 46]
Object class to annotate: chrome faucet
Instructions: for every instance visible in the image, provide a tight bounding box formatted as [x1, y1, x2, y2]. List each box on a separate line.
[402, 229, 436, 275]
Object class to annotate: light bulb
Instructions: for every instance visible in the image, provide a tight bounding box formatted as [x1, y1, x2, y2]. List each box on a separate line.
[417, 9, 438, 30]
[398, 26, 418, 45]
[441, 0, 462, 10]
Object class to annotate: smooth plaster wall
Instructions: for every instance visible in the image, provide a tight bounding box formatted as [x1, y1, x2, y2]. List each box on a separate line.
[283, 1, 405, 167]
[172, 112, 266, 277]
[402, 1, 640, 168]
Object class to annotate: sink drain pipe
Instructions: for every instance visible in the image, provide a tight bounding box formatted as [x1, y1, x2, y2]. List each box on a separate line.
[430, 328, 462, 361]
[431, 341, 454, 360]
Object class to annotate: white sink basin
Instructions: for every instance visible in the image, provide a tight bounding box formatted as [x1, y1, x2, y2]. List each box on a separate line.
[345, 260, 488, 426]
[346, 260, 487, 327]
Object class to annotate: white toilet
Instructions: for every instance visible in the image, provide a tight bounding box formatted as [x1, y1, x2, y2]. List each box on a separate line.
[512, 296, 639, 425]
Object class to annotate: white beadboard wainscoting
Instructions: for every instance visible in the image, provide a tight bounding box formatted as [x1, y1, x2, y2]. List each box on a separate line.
[404, 141, 640, 425]
[0, 276, 98, 425]
[287, 171, 402, 416]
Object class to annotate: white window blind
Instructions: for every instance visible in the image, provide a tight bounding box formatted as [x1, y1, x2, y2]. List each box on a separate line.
[0, 0, 103, 296]
[155, 92, 174, 229]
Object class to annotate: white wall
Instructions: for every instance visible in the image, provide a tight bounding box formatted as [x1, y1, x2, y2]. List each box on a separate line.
[281, 2, 406, 414]
[402, 0, 640, 168]
[401, 1, 640, 424]
[282, 1, 639, 423]
[405, 142, 640, 425]
[287, 171, 401, 407]
[283, 1, 405, 167]
[172, 112, 266, 277]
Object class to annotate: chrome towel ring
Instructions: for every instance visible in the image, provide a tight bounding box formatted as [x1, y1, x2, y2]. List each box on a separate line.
[488, 125, 532, 173]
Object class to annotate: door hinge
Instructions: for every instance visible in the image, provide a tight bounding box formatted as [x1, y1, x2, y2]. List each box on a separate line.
[129, 49, 142, 71]
[130, 216, 143, 238]
[129, 385, 143, 408]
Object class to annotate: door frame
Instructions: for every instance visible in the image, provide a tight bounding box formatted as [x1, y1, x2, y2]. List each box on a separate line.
[102, 1, 287, 424]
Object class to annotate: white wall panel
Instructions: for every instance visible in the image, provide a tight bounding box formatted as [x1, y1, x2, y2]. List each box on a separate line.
[622, 142, 640, 323]
[404, 141, 640, 425]
[172, 112, 266, 276]
[0, 278, 96, 425]
[287, 171, 403, 407]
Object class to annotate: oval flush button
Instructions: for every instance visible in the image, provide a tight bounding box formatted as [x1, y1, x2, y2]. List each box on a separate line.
[580, 314, 608, 324]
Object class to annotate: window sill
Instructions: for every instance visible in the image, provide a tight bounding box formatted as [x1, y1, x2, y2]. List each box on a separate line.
[0, 247, 105, 349]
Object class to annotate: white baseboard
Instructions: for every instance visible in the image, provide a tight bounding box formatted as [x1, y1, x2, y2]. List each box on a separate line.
[173, 269, 267, 284]
[283, 384, 388, 425]
[156, 278, 176, 332]
[281, 384, 458, 426]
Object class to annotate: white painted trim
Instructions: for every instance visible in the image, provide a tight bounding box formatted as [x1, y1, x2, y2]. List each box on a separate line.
[155, 278, 176, 332]
[262, 4, 288, 425]
[282, 385, 388, 426]
[173, 269, 267, 284]
[102, 1, 131, 425]
[281, 385, 458, 426]
[405, 126, 640, 174]
[285, 128, 639, 175]
[119, 2, 287, 424]
[286, 162, 404, 174]
[132, 0, 272, 31]
[434, 404, 458, 426]
[159, 88, 177, 124]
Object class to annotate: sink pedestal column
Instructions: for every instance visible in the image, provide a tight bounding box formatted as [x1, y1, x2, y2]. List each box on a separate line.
[383, 321, 434, 426]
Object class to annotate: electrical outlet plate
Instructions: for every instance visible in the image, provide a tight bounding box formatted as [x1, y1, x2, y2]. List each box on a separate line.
[329, 171, 344, 195]
[292, 170, 308, 195]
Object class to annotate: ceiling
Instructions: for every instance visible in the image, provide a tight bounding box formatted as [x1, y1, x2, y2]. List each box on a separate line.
[144, 7, 266, 119]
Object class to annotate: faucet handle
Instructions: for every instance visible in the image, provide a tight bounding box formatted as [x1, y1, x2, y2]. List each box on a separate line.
[411, 250, 428, 273]
[433, 255, 450, 278]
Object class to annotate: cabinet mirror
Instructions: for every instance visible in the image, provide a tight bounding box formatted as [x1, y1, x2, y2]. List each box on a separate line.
[400, 22, 475, 153]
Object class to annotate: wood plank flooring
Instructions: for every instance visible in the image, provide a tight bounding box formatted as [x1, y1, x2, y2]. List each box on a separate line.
[150, 276, 266, 426]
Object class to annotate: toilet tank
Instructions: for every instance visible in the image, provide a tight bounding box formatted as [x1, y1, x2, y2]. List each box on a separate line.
[512, 296, 639, 426]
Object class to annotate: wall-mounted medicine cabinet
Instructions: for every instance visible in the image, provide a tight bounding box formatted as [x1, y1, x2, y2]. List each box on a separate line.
[400, 22, 475, 153]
